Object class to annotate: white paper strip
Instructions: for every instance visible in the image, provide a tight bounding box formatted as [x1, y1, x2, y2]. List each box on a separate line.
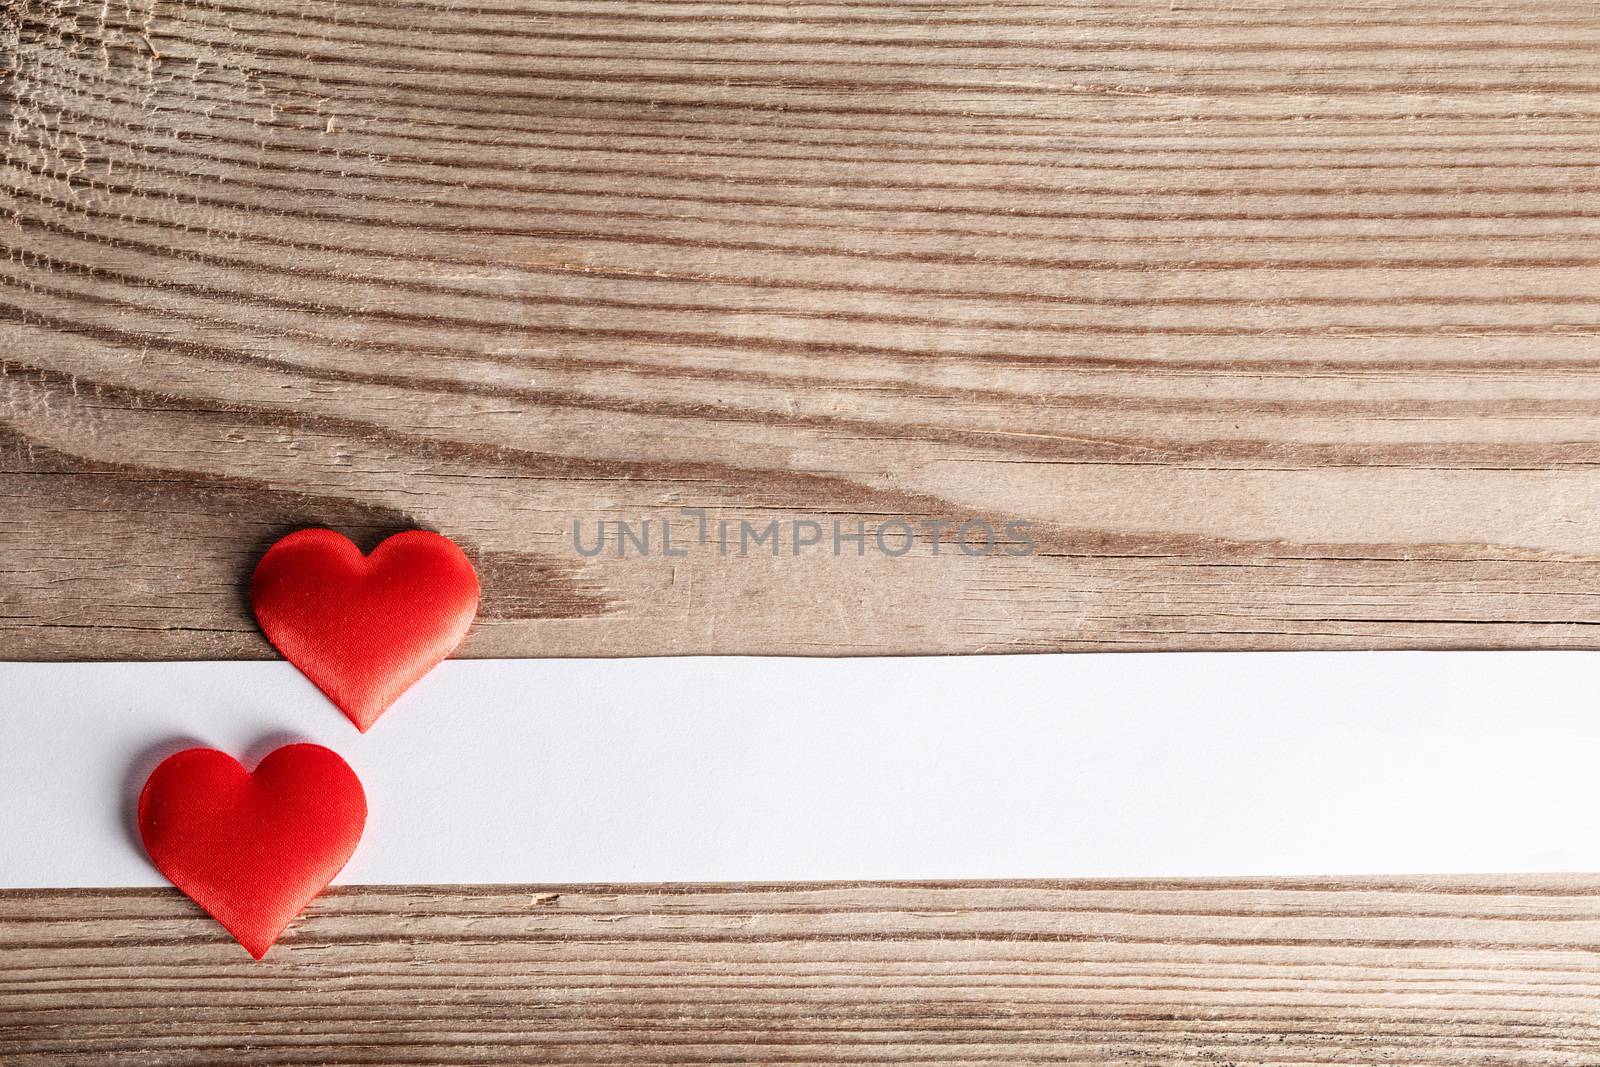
[3, 652, 1598, 887]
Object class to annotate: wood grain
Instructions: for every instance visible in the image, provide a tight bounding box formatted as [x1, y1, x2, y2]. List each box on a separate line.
[9, 0, 1600, 657]
[9, 0, 1600, 1062]
[13, 880, 1600, 1065]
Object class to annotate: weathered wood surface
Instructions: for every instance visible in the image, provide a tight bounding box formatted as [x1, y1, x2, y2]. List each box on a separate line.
[8, 0, 1600, 658]
[8, 0, 1600, 1062]
[11, 879, 1600, 1065]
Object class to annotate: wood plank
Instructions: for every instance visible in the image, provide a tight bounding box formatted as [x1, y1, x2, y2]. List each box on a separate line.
[8, 1, 1600, 1062]
[9, 880, 1600, 1065]
[8, 0, 1600, 658]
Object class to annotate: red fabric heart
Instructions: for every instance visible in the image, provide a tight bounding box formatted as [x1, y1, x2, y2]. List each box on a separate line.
[251, 529, 480, 731]
[138, 744, 367, 959]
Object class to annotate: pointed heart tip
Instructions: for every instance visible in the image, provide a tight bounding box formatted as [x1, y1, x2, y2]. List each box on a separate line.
[340, 701, 385, 732]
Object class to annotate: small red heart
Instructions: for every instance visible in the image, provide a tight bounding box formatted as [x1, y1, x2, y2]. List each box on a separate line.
[138, 744, 367, 959]
[251, 529, 480, 731]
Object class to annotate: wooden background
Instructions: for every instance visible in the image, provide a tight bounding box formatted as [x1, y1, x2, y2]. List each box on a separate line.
[7, 0, 1600, 1061]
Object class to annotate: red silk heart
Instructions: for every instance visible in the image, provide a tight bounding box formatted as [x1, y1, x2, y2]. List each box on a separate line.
[138, 744, 367, 959]
[251, 529, 480, 731]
